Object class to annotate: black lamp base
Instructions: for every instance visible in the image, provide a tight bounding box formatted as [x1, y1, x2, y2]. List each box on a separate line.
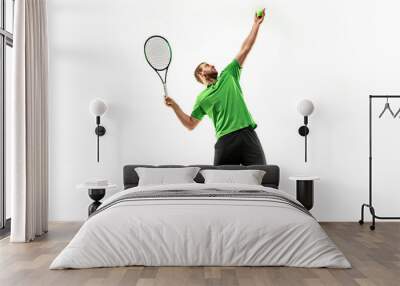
[95, 126, 106, 136]
[298, 126, 309, 136]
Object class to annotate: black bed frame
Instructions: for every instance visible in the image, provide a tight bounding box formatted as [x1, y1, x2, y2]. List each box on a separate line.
[123, 165, 280, 190]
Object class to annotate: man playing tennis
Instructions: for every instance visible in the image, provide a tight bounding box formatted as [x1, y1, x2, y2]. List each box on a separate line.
[165, 10, 266, 165]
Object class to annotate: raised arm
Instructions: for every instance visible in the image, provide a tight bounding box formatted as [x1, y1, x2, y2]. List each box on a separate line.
[165, 96, 200, 130]
[235, 9, 266, 67]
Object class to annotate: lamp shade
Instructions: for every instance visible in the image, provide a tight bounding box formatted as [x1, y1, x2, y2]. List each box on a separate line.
[89, 99, 107, 117]
[297, 99, 314, 116]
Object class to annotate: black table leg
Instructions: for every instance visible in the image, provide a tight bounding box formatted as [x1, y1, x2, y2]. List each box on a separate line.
[88, 189, 105, 216]
[296, 180, 314, 210]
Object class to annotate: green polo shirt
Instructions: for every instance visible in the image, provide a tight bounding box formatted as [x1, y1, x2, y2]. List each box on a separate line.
[191, 59, 257, 138]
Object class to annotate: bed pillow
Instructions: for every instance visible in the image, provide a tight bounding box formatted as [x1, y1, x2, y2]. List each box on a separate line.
[135, 167, 201, 186]
[200, 169, 266, 185]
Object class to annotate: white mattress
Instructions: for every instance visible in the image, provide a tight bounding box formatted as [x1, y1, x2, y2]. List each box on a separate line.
[50, 183, 351, 269]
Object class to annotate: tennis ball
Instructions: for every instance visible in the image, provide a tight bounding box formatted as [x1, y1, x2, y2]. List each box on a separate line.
[256, 9, 264, 18]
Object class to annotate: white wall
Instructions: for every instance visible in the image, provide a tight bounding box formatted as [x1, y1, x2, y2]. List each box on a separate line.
[47, 0, 400, 221]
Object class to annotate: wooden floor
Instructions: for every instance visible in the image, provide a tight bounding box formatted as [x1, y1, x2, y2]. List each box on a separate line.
[0, 222, 399, 286]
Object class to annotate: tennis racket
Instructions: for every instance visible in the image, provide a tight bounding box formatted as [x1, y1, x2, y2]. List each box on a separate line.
[144, 35, 172, 97]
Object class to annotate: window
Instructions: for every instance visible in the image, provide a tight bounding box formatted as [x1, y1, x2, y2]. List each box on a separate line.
[0, 0, 13, 235]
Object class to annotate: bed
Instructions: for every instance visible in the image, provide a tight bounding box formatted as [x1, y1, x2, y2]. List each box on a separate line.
[50, 164, 350, 269]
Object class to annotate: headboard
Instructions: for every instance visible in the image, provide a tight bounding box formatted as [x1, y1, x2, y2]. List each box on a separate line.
[123, 164, 280, 189]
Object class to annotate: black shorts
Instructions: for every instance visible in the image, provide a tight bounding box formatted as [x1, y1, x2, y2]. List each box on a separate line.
[214, 126, 266, 166]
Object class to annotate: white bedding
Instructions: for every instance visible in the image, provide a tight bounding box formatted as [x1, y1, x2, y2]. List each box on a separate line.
[50, 183, 351, 269]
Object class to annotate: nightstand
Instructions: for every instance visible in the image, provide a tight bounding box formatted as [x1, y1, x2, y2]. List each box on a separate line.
[77, 183, 117, 216]
[289, 176, 320, 210]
